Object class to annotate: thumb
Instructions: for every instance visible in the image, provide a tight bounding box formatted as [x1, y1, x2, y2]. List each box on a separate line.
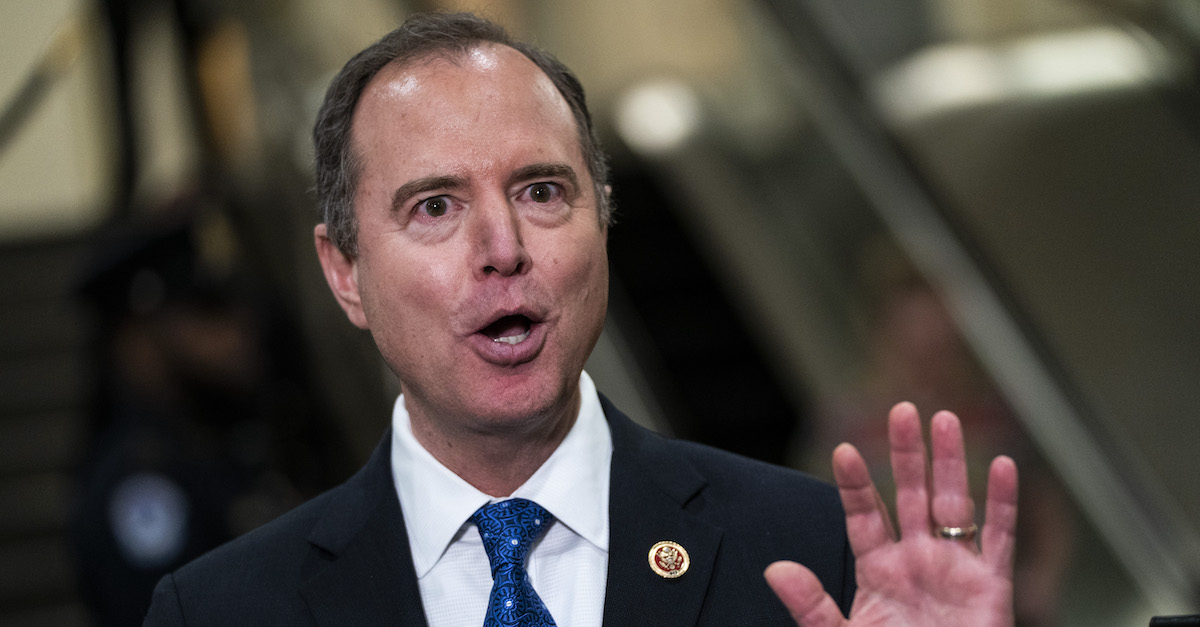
[764, 561, 848, 627]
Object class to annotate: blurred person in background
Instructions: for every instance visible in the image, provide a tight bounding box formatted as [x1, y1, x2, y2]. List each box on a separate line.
[815, 240, 1072, 627]
[72, 200, 350, 626]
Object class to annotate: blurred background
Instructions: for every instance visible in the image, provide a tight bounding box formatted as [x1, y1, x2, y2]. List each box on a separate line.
[2, 0, 1198, 624]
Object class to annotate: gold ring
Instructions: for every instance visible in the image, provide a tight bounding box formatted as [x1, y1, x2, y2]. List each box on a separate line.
[937, 523, 978, 541]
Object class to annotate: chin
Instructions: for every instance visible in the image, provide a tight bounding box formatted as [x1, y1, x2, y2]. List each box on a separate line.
[464, 369, 578, 424]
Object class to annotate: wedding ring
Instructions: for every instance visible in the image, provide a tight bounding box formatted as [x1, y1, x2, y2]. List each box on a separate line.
[937, 523, 978, 541]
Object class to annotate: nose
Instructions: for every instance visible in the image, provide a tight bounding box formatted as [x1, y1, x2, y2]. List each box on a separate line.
[471, 195, 530, 279]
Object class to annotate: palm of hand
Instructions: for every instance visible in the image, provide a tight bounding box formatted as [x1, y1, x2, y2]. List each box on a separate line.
[846, 534, 1013, 627]
[765, 403, 1018, 627]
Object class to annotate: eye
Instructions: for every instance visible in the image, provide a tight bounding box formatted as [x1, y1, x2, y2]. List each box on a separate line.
[526, 182, 562, 204]
[417, 195, 451, 217]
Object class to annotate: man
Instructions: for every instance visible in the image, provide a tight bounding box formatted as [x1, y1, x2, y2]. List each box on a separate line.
[145, 12, 1017, 626]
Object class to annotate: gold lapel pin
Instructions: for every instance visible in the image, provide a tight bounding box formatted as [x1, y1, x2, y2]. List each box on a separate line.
[648, 540, 690, 579]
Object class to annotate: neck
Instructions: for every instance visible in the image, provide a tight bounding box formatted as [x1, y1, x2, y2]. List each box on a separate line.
[406, 392, 580, 497]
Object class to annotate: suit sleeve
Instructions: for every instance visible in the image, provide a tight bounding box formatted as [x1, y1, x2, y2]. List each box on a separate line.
[143, 573, 187, 626]
[839, 534, 857, 617]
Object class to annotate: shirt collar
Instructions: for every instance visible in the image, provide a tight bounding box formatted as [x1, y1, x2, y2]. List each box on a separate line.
[390, 371, 612, 578]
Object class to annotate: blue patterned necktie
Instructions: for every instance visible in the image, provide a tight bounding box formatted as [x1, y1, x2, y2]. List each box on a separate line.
[472, 498, 557, 627]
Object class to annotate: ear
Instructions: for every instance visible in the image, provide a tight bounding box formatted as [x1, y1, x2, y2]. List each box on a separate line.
[314, 224, 369, 329]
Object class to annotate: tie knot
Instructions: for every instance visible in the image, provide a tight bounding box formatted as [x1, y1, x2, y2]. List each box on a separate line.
[472, 498, 553, 569]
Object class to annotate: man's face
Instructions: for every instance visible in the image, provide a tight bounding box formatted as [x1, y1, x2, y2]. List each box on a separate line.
[318, 44, 608, 436]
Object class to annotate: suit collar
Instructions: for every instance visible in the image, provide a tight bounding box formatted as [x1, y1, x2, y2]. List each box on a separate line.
[601, 396, 722, 626]
[299, 430, 429, 626]
[294, 398, 723, 627]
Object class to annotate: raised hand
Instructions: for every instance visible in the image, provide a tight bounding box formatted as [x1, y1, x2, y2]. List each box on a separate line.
[765, 402, 1018, 627]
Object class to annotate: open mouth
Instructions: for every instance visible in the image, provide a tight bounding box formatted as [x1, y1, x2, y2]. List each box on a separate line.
[481, 314, 532, 345]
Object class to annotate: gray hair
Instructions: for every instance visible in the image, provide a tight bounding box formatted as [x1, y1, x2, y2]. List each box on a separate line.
[312, 12, 612, 257]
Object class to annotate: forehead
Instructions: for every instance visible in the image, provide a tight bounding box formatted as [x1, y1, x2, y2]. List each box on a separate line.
[350, 44, 580, 166]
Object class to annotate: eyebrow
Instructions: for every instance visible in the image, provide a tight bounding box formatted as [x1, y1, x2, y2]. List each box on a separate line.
[511, 163, 580, 191]
[390, 175, 467, 214]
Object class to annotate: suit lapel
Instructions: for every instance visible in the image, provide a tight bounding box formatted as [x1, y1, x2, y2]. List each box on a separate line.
[299, 431, 430, 626]
[293, 400, 723, 626]
[601, 399, 722, 626]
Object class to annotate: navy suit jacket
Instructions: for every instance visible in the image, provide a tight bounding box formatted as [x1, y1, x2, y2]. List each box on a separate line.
[145, 398, 855, 625]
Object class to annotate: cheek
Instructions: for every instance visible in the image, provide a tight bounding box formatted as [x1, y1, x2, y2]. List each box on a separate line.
[359, 254, 447, 333]
[556, 239, 609, 315]
[583, 250, 609, 301]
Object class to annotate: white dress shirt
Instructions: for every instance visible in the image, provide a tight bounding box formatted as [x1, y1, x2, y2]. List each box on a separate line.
[390, 371, 612, 627]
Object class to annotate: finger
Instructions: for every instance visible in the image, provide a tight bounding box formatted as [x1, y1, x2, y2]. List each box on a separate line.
[981, 455, 1019, 573]
[764, 561, 849, 627]
[888, 402, 932, 538]
[832, 442, 896, 555]
[929, 410, 976, 536]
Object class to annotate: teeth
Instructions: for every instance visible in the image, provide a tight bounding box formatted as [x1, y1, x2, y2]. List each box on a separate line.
[492, 331, 529, 345]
